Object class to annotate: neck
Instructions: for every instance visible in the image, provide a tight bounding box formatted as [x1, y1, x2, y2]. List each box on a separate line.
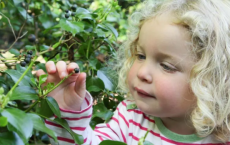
[160, 117, 196, 135]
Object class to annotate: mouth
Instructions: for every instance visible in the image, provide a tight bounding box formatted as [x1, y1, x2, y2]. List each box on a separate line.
[134, 87, 155, 98]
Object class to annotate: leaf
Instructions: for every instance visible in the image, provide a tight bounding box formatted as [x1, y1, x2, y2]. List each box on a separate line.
[36, 99, 53, 118]
[5, 69, 30, 86]
[0, 132, 24, 145]
[13, 0, 23, 5]
[53, 118, 84, 144]
[10, 86, 38, 101]
[58, 19, 84, 35]
[25, 45, 36, 50]
[97, 69, 115, 91]
[1, 108, 33, 143]
[17, 7, 33, 22]
[86, 76, 105, 92]
[99, 140, 127, 145]
[27, 113, 57, 142]
[38, 14, 54, 29]
[102, 23, 118, 38]
[9, 49, 20, 56]
[143, 141, 154, 145]
[16, 64, 33, 78]
[46, 97, 61, 118]
[92, 103, 113, 121]
[39, 74, 48, 86]
[0, 116, 7, 127]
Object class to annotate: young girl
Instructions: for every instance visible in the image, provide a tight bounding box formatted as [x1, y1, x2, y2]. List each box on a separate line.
[36, 0, 230, 144]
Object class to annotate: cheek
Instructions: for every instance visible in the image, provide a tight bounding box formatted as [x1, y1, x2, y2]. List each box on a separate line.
[154, 77, 191, 102]
[128, 64, 138, 85]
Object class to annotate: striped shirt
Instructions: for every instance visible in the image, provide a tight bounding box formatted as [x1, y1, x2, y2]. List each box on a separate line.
[46, 92, 230, 145]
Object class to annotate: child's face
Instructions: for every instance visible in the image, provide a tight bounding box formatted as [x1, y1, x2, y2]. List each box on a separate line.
[128, 13, 197, 119]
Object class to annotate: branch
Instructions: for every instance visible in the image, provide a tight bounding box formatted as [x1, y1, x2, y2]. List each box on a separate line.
[0, 12, 16, 39]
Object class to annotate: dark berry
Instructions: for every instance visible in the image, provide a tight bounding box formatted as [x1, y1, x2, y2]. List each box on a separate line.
[26, 54, 32, 58]
[74, 68, 79, 73]
[28, 34, 36, 43]
[71, 12, 75, 16]
[25, 57, 31, 63]
[65, 13, 70, 19]
[65, 10, 69, 13]
[27, 50, 33, 55]
[71, 4, 77, 12]
[20, 61, 26, 67]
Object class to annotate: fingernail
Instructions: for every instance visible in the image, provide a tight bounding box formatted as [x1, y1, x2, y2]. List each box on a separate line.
[61, 72, 66, 78]
[49, 66, 55, 72]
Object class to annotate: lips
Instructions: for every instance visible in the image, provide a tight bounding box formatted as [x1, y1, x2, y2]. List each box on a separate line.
[134, 87, 155, 98]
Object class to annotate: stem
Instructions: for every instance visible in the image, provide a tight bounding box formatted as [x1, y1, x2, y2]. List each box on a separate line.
[86, 38, 90, 59]
[25, 99, 40, 113]
[6, 56, 37, 99]
[41, 71, 75, 98]
[32, 112, 54, 122]
[144, 130, 150, 140]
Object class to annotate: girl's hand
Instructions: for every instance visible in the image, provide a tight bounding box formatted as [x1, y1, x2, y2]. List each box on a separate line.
[36, 61, 86, 111]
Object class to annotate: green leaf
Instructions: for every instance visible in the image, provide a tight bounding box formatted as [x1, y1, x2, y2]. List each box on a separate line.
[143, 141, 154, 145]
[36, 99, 53, 118]
[0, 116, 8, 127]
[46, 97, 61, 118]
[76, 7, 90, 15]
[13, 0, 23, 5]
[38, 14, 54, 29]
[9, 49, 20, 56]
[25, 45, 36, 50]
[53, 118, 84, 144]
[16, 64, 33, 78]
[92, 103, 113, 121]
[27, 113, 57, 142]
[5, 69, 30, 86]
[17, 7, 33, 22]
[0, 87, 4, 94]
[97, 69, 115, 91]
[86, 76, 105, 92]
[0, 132, 24, 145]
[10, 86, 38, 101]
[102, 23, 118, 38]
[39, 74, 48, 86]
[1, 108, 33, 143]
[59, 19, 84, 35]
[99, 140, 127, 145]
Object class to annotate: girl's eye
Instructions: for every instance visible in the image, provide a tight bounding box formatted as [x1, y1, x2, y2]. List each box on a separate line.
[160, 63, 176, 72]
[135, 54, 146, 60]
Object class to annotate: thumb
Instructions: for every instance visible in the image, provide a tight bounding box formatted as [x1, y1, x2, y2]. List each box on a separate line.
[75, 72, 87, 98]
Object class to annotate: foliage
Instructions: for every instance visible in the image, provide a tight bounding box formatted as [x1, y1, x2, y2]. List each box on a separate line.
[0, 0, 148, 145]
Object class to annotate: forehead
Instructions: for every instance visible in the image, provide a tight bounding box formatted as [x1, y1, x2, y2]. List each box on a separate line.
[137, 13, 195, 69]
[138, 13, 191, 51]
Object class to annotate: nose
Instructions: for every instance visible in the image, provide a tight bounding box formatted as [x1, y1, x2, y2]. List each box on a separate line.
[137, 62, 153, 83]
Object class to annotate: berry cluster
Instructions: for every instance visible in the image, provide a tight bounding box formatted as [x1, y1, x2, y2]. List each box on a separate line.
[20, 51, 33, 67]
[65, 4, 78, 19]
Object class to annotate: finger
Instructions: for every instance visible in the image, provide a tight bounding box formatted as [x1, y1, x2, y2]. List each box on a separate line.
[46, 61, 56, 74]
[56, 61, 67, 79]
[36, 69, 46, 78]
[74, 72, 87, 98]
[67, 62, 79, 75]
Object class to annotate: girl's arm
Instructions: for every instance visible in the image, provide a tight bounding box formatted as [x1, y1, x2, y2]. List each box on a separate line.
[45, 92, 130, 145]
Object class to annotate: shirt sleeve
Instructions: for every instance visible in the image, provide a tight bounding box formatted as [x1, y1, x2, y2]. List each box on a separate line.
[45, 92, 130, 145]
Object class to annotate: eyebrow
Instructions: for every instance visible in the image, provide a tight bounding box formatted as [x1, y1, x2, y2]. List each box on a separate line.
[136, 43, 185, 68]
[136, 43, 174, 59]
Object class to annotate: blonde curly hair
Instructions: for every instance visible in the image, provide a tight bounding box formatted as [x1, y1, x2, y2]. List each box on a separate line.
[116, 0, 230, 142]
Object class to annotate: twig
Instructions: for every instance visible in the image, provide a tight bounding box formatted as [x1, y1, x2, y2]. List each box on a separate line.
[0, 12, 16, 39]
[2, 0, 30, 52]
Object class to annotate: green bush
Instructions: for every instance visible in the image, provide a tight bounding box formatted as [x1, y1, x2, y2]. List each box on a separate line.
[0, 0, 148, 145]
